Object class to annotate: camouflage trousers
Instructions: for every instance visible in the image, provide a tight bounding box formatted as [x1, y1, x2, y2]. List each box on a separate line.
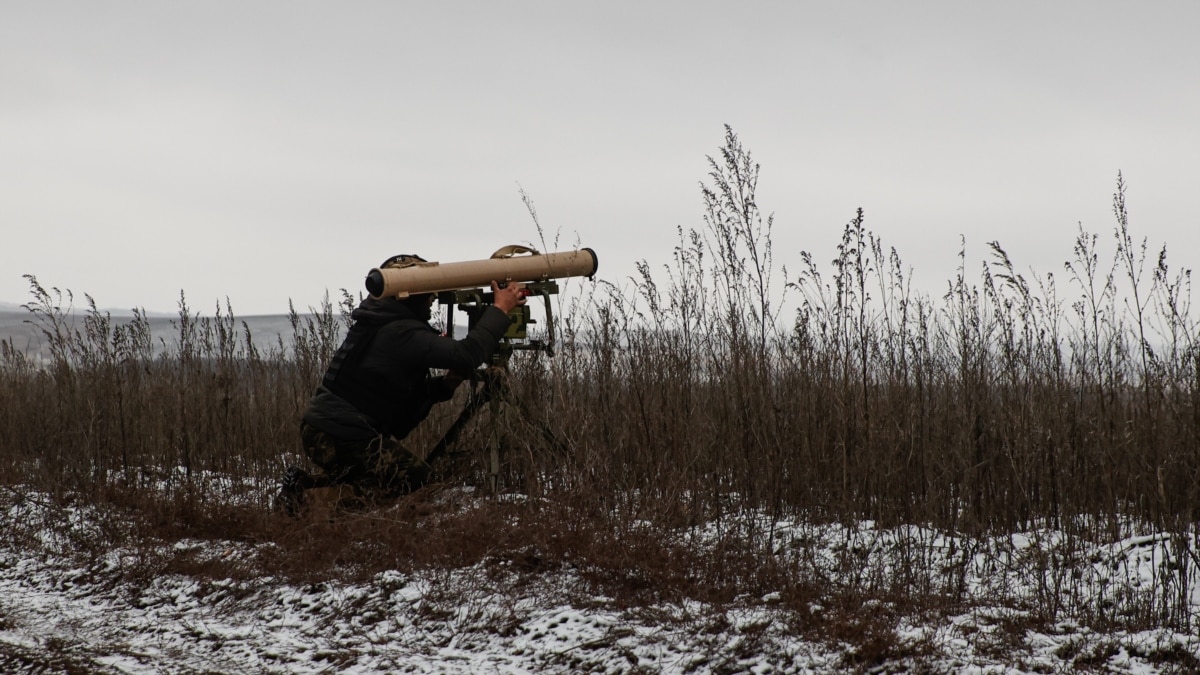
[300, 422, 433, 498]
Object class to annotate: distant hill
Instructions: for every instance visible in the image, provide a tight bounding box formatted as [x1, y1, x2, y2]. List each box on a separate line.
[0, 306, 469, 362]
[0, 307, 317, 361]
[3, 299, 482, 362]
[0, 300, 177, 318]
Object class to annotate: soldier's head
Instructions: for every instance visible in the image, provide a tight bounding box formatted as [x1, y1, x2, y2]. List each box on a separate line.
[380, 254, 436, 319]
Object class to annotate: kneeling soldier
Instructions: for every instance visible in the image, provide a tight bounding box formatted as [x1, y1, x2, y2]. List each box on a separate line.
[275, 254, 524, 514]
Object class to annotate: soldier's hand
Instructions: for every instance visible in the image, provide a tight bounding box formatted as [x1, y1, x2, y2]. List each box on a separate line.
[491, 280, 527, 313]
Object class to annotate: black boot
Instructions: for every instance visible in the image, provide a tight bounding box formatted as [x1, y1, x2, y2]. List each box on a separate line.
[273, 466, 313, 516]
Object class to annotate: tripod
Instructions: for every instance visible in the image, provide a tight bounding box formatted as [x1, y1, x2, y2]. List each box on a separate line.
[424, 286, 566, 492]
[424, 351, 564, 494]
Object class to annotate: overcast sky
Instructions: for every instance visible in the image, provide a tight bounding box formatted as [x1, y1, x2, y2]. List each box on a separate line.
[3, 1, 1197, 316]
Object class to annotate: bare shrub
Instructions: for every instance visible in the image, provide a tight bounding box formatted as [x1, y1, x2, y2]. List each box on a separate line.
[1, 128, 1196, 635]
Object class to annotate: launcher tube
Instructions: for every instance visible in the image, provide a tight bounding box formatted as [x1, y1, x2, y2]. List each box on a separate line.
[366, 247, 598, 298]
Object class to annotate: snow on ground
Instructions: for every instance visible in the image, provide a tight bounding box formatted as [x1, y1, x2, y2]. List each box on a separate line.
[1, 489, 1198, 674]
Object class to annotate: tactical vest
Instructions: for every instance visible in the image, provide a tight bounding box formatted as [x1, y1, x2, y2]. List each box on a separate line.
[321, 317, 434, 438]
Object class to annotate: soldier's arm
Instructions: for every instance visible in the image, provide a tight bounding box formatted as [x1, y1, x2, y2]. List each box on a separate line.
[413, 306, 513, 373]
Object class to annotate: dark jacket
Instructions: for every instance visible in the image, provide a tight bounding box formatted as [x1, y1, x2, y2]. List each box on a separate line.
[302, 297, 512, 441]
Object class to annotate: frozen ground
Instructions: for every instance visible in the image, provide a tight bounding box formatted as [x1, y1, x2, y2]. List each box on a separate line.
[1, 488, 1198, 674]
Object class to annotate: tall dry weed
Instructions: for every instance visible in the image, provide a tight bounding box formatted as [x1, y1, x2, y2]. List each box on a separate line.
[1, 128, 1196, 631]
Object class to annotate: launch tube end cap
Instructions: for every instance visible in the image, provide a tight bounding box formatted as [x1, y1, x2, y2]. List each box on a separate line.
[365, 268, 386, 297]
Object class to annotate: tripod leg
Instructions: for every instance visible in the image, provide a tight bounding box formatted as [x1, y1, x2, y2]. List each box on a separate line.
[487, 388, 504, 493]
[479, 370, 568, 495]
[424, 380, 494, 471]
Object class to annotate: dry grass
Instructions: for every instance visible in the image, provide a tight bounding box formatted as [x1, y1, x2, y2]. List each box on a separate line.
[2, 127, 1197, 645]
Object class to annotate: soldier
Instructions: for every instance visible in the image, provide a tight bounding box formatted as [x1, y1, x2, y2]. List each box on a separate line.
[275, 254, 525, 514]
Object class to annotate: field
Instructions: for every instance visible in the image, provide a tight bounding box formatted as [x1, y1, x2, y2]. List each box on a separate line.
[2, 130, 1198, 672]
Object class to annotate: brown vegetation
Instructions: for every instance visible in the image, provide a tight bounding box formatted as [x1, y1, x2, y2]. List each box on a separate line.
[2, 128, 1197, 652]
